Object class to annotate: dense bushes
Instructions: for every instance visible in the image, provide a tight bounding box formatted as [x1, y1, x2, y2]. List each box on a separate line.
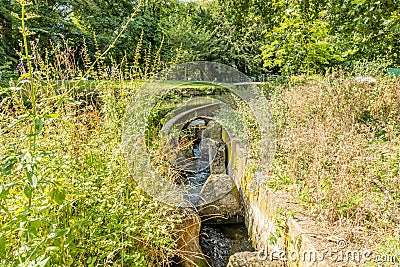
[0, 74, 182, 267]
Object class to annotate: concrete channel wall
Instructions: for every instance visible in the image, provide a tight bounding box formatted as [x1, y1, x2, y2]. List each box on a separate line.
[162, 98, 337, 267]
[222, 116, 337, 267]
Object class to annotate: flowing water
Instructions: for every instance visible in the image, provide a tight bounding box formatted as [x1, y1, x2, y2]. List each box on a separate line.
[200, 223, 254, 267]
[180, 127, 254, 266]
[183, 141, 210, 205]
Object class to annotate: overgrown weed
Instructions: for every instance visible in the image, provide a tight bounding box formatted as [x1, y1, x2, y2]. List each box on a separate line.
[0, 1, 183, 266]
[269, 74, 400, 253]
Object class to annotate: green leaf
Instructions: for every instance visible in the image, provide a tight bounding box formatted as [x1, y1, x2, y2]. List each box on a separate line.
[28, 218, 42, 237]
[44, 113, 60, 119]
[50, 187, 66, 205]
[17, 73, 30, 82]
[24, 160, 38, 188]
[1, 156, 17, 175]
[34, 117, 44, 135]
[56, 228, 70, 237]
[0, 233, 5, 258]
[24, 185, 32, 199]
[0, 204, 8, 213]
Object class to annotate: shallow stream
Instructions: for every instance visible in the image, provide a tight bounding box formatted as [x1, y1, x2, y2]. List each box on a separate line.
[179, 123, 254, 266]
[200, 223, 254, 267]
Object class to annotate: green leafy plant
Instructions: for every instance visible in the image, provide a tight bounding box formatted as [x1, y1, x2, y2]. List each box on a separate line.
[1, 1, 182, 266]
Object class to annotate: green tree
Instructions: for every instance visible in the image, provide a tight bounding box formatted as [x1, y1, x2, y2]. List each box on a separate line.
[161, 0, 267, 76]
[69, 0, 180, 62]
[0, 0, 18, 66]
[160, 2, 214, 62]
[327, 0, 400, 65]
[207, 9, 265, 75]
[261, 8, 344, 75]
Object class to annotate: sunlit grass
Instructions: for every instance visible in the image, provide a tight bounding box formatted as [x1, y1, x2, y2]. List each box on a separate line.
[269, 76, 400, 256]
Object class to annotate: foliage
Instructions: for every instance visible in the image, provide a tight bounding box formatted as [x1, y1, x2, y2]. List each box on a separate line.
[0, 2, 181, 266]
[160, 2, 214, 62]
[262, 9, 344, 75]
[69, 0, 176, 62]
[341, 58, 393, 77]
[0, 62, 16, 83]
[160, 1, 266, 75]
[328, 0, 400, 65]
[1, 0, 399, 265]
[259, 0, 400, 72]
[2, 0, 400, 75]
[205, 5, 265, 76]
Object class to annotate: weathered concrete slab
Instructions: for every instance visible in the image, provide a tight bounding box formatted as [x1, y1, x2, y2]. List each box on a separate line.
[176, 211, 209, 267]
[209, 142, 226, 175]
[202, 120, 223, 141]
[198, 174, 243, 223]
[202, 120, 226, 174]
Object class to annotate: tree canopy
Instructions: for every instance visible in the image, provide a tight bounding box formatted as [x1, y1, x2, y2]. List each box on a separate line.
[0, 0, 399, 76]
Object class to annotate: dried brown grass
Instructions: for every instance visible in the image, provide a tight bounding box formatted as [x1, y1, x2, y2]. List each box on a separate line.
[270, 76, 400, 250]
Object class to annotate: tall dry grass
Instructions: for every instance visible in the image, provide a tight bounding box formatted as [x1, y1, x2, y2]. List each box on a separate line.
[270, 76, 400, 251]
